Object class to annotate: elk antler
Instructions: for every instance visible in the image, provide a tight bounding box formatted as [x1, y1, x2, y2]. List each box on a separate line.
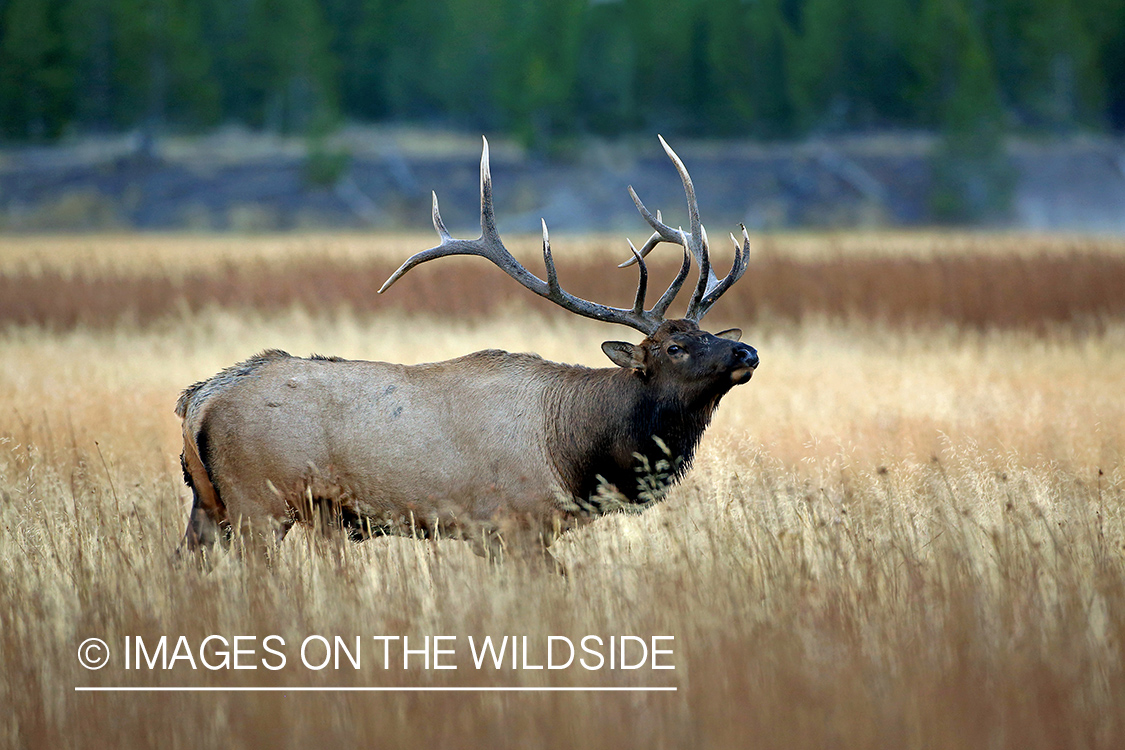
[379, 136, 747, 332]
[621, 135, 750, 322]
[379, 137, 692, 335]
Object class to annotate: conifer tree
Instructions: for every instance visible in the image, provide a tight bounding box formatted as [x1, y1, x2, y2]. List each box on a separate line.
[0, 0, 73, 138]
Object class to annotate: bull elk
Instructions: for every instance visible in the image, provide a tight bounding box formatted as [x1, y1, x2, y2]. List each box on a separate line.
[177, 136, 758, 569]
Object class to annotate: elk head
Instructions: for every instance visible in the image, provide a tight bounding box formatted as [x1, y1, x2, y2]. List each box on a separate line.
[379, 135, 757, 384]
[602, 319, 757, 407]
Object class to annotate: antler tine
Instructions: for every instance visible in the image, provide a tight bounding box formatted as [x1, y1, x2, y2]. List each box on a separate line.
[686, 224, 712, 314]
[621, 187, 683, 264]
[619, 137, 728, 304]
[626, 239, 648, 315]
[540, 219, 657, 332]
[619, 136, 749, 323]
[619, 229, 654, 269]
[687, 225, 751, 321]
[381, 141, 528, 294]
[431, 191, 452, 241]
[380, 136, 545, 296]
[479, 137, 499, 241]
[651, 240, 693, 318]
[381, 137, 665, 334]
[541, 219, 560, 293]
[658, 135, 720, 295]
[659, 136, 700, 241]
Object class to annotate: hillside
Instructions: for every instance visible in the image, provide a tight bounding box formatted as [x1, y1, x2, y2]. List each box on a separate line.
[1, 128, 1123, 232]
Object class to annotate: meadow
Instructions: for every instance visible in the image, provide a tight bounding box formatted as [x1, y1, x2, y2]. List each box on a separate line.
[1, 233, 1123, 749]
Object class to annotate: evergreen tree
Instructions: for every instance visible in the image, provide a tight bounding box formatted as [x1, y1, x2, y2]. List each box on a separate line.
[494, 0, 584, 149]
[575, 0, 639, 136]
[378, 0, 444, 119]
[323, 0, 391, 120]
[915, 0, 1012, 222]
[787, 0, 921, 132]
[61, 0, 112, 129]
[1092, 0, 1125, 130]
[0, 0, 73, 139]
[0, 0, 1122, 143]
[245, 0, 337, 133]
[703, 0, 795, 137]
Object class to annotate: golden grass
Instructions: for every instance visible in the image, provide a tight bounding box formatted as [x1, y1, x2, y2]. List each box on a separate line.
[1, 233, 1123, 748]
[4, 240, 1125, 333]
[0, 233, 616, 278]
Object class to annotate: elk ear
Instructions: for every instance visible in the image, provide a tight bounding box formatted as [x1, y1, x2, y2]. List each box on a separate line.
[601, 341, 646, 371]
[715, 328, 742, 342]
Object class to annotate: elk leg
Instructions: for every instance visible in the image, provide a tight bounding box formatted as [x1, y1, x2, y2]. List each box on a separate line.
[221, 483, 293, 564]
[177, 455, 232, 568]
[224, 516, 292, 564]
[179, 499, 228, 550]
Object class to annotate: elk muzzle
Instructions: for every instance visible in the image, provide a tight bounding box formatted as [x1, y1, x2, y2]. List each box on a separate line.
[730, 343, 759, 384]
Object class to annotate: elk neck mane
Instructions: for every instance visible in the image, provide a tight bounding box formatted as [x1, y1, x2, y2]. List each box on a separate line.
[539, 357, 720, 514]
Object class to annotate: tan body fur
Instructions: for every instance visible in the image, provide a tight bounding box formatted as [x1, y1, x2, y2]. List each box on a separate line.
[180, 350, 587, 558]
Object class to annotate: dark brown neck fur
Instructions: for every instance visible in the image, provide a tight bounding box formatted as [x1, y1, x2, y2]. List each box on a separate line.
[543, 366, 720, 515]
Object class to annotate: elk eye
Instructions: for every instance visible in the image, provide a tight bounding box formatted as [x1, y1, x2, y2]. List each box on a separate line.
[667, 344, 683, 355]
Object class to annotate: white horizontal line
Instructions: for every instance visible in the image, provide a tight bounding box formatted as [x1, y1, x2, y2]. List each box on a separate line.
[76, 686, 677, 693]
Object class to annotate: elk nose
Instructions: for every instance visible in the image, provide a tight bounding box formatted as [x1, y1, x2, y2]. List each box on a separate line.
[735, 344, 759, 369]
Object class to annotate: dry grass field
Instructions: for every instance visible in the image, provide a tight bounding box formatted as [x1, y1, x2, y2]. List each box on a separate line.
[1, 233, 1123, 749]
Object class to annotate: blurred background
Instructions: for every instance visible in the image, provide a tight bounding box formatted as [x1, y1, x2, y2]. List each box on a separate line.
[1, 0, 1123, 232]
